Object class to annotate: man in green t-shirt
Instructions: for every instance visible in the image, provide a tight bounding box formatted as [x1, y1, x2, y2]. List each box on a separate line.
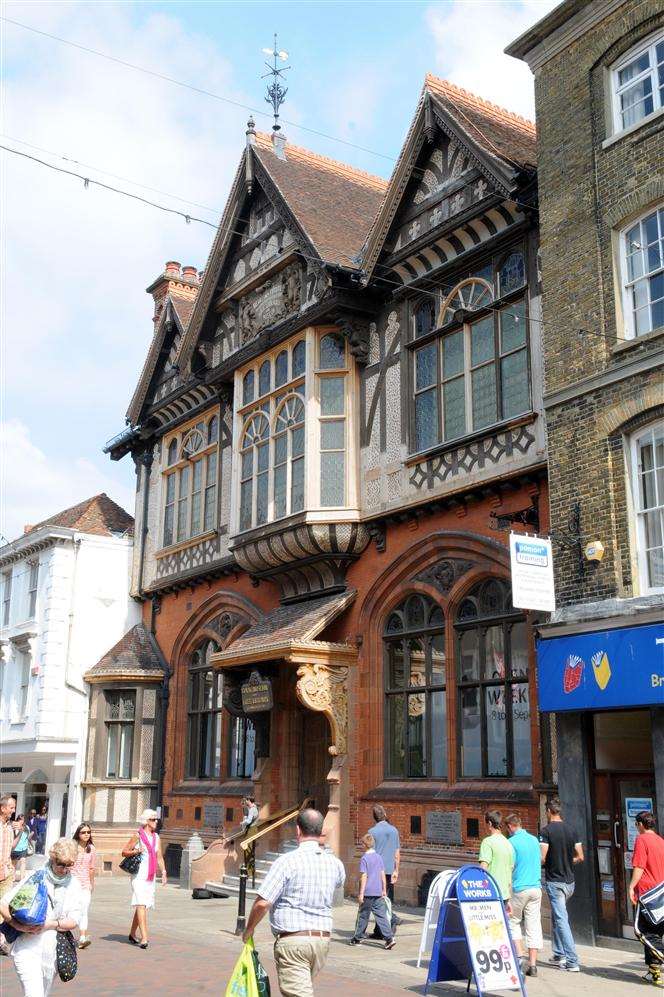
[479, 810, 514, 903]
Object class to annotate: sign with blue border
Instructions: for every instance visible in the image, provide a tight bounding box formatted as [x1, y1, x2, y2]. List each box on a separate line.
[425, 864, 525, 995]
[537, 623, 664, 712]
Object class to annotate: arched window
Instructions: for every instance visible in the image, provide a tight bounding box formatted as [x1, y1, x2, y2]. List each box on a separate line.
[384, 594, 447, 779]
[186, 640, 222, 779]
[273, 395, 305, 518]
[275, 350, 289, 387]
[439, 278, 494, 327]
[242, 370, 255, 406]
[455, 578, 530, 778]
[258, 360, 271, 397]
[292, 340, 306, 377]
[631, 420, 664, 591]
[207, 416, 219, 445]
[167, 439, 178, 465]
[162, 414, 220, 546]
[239, 413, 270, 530]
[319, 332, 346, 370]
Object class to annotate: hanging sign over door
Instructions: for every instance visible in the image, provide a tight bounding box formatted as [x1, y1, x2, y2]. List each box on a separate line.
[241, 670, 273, 713]
[509, 533, 555, 612]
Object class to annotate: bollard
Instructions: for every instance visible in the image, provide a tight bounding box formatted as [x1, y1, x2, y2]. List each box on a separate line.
[235, 860, 248, 935]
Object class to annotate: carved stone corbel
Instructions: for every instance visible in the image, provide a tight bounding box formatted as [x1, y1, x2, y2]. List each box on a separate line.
[295, 662, 348, 756]
[335, 316, 370, 365]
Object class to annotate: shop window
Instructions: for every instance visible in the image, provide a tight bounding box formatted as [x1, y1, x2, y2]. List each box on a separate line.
[186, 641, 222, 780]
[631, 420, 664, 592]
[384, 594, 447, 779]
[105, 690, 135, 779]
[611, 31, 664, 134]
[229, 716, 256, 778]
[456, 579, 530, 779]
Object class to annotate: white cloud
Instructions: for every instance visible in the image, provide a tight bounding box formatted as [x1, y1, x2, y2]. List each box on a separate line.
[1, 418, 135, 540]
[425, 1, 558, 119]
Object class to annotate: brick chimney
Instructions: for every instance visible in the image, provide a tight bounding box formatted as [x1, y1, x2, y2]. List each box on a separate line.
[146, 261, 200, 326]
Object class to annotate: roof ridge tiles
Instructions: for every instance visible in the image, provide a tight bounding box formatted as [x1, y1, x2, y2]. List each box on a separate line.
[254, 131, 388, 191]
[425, 73, 536, 133]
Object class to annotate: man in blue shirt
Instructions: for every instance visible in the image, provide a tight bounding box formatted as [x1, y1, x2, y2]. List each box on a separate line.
[506, 813, 543, 977]
[368, 805, 401, 937]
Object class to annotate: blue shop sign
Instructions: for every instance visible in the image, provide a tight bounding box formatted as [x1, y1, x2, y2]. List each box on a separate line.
[537, 622, 664, 712]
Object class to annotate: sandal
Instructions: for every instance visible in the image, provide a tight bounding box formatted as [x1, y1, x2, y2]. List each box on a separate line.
[128, 935, 140, 945]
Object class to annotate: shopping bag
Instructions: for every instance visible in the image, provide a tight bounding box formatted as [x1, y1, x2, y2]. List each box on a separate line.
[251, 945, 271, 996]
[9, 870, 49, 927]
[225, 939, 260, 997]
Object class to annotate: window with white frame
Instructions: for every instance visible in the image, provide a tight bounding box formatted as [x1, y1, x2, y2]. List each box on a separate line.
[632, 421, 664, 592]
[162, 412, 219, 547]
[611, 32, 664, 134]
[622, 206, 664, 338]
[27, 562, 39, 619]
[2, 571, 12, 627]
[16, 649, 30, 718]
[235, 332, 353, 532]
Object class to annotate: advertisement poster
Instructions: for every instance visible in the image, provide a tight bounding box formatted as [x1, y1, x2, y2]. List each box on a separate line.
[509, 534, 555, 612]
[457, 873, 521, 993]
[626, 797, 653, 851]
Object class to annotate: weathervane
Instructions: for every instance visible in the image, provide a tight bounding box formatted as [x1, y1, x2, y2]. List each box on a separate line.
[262, 34, 290, 132]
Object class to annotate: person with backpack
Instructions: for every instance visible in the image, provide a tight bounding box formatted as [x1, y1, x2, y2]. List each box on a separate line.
[630, 811, 664, 989]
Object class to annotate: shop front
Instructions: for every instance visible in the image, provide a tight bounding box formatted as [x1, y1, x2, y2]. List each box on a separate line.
[537, 620, 664, 944]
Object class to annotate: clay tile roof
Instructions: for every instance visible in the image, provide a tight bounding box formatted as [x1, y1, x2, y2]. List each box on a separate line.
[170, 291, 196, 330]
[253, 133, 388, 267]
[215, 589, 356, 663]
[85, 623, 166, 681]
[26, 493, 134, 539]
[425, 74, 537, 169]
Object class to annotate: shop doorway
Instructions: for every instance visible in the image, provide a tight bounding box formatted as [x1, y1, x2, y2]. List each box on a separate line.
[591, 710, 655, 938]
[298, 709, 330, 815]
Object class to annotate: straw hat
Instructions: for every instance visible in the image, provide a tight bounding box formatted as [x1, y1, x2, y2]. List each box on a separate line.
[139, 808, 159, 824]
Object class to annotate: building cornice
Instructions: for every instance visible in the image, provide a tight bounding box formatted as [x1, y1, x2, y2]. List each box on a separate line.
[0, 528, 74, 567]
[543, 346, 664, 408]
[505, 0, 627, 72]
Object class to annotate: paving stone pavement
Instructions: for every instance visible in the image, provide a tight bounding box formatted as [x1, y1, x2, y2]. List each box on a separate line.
[0, 877, 654, 995]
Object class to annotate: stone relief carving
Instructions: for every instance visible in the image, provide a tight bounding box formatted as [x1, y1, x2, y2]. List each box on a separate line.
[295, 662, 348, 756]
[335, 315, 369, 364]
[238, 262, 302, 344]
[208, 611, 238, 644]
[415, 557, 474, 594]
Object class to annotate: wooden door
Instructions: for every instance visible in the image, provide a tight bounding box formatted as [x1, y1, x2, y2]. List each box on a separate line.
[298, 710, 330, 814]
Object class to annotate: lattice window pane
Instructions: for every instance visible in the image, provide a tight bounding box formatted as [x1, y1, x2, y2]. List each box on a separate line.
[320, 452, 344, 506]
[443, 376, 466, 441]
[320, 376, 345, 415]
[470, 315, 495, 366]
[501, 349, 529, 418]
[415, 388, 439, 450]
[471, 364, 497, 428]
[319, 332, 345, 369]
[387, 694, 406, 777]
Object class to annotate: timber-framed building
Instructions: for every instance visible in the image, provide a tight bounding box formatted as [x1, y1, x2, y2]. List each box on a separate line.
[98, 75, 551, 899]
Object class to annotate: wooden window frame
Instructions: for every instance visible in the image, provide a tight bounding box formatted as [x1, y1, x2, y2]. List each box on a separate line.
[104, 690, 136, 780]
[185, 641, 223, 781]
[161, 413, 220, 550]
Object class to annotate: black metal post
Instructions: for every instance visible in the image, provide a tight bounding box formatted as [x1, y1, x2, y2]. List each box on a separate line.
[235, 860, 248, 935]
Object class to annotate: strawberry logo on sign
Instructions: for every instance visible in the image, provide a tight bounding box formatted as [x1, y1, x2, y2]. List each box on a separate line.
[563, 655, 584, 694]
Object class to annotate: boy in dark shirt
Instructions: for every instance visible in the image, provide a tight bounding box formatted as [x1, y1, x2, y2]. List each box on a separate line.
[539, 797, 584, 973]
[350, 833, 395, 949]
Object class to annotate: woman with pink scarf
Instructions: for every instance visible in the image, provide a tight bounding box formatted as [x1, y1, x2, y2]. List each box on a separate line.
[121, 809, 167, 949]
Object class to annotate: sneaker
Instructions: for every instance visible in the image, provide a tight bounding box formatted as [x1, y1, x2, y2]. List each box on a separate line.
[349, 938, 361, 946]
[385, 938, 396, 950]
[549, 955, 566, 966]
[565, 965, 581, 973]
[525, 965, 538, 977]
[646, 969, 664, 989]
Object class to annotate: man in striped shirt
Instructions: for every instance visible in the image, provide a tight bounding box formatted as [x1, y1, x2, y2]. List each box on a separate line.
[243, 808, 345, 996]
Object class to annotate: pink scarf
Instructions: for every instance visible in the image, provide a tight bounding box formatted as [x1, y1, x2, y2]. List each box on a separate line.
[138, 827, 157, 882]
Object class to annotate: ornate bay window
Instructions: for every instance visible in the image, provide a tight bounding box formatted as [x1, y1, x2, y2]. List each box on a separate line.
[233, 329, 356, 534]
[186, 640, 223, 780]
[162, 413, 219, 547]
[411, 248, 530, 453]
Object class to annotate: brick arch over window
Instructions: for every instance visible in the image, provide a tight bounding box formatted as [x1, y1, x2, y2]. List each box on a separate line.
[604, 179, 664, 229]
[355, 531, 517, 789]
[594, 388, 664, 440]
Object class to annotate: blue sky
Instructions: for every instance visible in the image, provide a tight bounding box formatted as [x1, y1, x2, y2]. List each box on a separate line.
[0, 0, 556, 540]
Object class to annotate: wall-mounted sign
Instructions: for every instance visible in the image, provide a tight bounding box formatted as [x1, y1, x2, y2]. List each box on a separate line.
[203, 804, 224, 829]
[509, 534, 555, 612]
[537, 622, 664, 712]
[426, 810, 462, 845]
[241, 671, 273, 714]
[626, 797, 654, 851]
[0, 766, 22, 774]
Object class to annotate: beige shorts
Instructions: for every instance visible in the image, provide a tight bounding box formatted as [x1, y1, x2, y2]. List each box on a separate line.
[509, 887, 543, 950]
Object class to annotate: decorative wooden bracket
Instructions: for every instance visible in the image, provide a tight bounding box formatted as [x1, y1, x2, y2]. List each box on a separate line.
[295, 662, 349, 757]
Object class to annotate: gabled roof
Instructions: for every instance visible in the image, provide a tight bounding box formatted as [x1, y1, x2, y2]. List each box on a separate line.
[175, 134, 387, 372]
[126, 289, 194, 426]
[84, 623, 166, 682]
[25, 493, 133, 539]
[361, 74, 537, 280]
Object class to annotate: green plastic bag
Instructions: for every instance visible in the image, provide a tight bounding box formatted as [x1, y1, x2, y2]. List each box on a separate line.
[226, 939, 260, 997]
[252, 945, 271, 996]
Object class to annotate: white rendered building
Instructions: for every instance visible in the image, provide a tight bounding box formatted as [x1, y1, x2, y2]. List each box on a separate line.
[0, 494, 139, 847]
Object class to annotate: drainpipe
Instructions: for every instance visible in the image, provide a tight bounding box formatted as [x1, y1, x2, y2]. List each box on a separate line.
[149, 595, 170, 820]
[64, 537, 86, 694]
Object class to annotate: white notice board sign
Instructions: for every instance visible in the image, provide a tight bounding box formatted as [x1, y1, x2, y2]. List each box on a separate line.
[509, 534, 556, 612]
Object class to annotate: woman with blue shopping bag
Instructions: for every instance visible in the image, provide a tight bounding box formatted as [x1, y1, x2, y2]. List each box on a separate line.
[0, 837, 83, 996]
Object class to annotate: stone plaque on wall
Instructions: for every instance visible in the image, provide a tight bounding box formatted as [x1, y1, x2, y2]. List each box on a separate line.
[203, 804, 224, 830]
[426, 809, 462, 845]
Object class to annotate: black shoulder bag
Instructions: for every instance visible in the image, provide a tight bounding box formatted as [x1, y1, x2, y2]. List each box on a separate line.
[119, 853, 141, 875]
[47, 894, 78, 982]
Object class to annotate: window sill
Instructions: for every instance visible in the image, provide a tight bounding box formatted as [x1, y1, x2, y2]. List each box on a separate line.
[365, 781, 535, 803]
[172, 780, 252, 797]
[602, 106, 664, 150]
[405, 411, 537, 467]
[612, 324, 664, 355]
[156, 530, 217, 559]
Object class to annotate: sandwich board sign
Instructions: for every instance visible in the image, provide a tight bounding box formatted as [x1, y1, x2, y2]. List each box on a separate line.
[417, 869, 456, 968]
[425, 864, 525, 995]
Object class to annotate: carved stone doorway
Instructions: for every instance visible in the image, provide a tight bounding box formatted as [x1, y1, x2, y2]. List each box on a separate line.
[297, 708, 330, 814]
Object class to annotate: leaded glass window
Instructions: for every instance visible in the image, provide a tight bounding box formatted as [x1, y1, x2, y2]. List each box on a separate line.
[186, 641, 223, 780]
[162, 413, 220, 546]
[273, 395, 305, 518]
[384, 594, 447, 779]
[455, 579, 530, 778]
[240, 413, 270, 531]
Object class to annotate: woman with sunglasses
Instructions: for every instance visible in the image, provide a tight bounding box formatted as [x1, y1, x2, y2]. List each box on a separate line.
[122, 809, 167, 949]
[0, 837, 83, 996]
[71, 823, 96, 949]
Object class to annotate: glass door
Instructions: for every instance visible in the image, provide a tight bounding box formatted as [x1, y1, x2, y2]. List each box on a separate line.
[617, 775, 656, 935]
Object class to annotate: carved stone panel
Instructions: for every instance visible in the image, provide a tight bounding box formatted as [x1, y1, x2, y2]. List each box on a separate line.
[295, 662, 348, 756]
[238, 262, 302, 344]
[415, 558, 474, 595]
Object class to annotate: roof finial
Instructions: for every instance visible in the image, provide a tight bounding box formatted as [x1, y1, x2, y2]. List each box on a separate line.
[262, 33, 290, 133]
